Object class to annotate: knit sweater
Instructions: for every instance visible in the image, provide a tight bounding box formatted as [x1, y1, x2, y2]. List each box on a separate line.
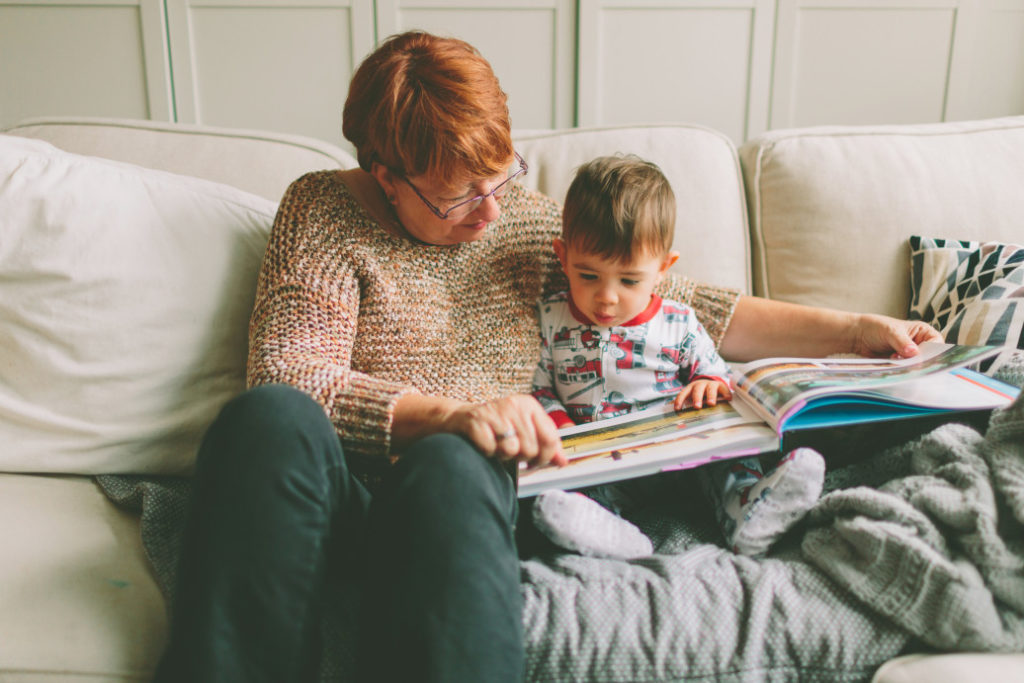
[247, 170, 739, 477]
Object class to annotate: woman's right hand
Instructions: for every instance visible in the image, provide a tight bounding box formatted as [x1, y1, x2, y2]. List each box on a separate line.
[445, 394, 567, 470]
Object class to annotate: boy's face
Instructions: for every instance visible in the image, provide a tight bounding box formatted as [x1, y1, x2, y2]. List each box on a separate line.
[554, 238, 679, 327]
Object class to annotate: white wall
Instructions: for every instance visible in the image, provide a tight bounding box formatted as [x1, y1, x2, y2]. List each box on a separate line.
[2, 0, 1023, 145]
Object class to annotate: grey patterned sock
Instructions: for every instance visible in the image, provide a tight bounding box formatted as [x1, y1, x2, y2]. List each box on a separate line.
[532, 489, 654, 559]
[726, 448, 826, 556]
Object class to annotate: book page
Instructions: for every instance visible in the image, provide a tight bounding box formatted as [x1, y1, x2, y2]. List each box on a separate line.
[517, 401, 778, 497]
[556, 400, 760, 460]
[732, 342, 1005, 431]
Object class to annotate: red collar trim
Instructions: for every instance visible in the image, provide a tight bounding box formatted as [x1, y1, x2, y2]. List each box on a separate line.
[624, 294, 662, 326]
[567, 293, 662, 327]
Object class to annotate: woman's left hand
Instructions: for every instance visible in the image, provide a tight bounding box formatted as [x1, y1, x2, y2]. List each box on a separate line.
[852, 314, 943, 358]
[442, 394, 568, 469]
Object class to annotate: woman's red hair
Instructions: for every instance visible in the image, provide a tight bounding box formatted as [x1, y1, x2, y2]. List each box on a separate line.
[342, 31, 514, 183]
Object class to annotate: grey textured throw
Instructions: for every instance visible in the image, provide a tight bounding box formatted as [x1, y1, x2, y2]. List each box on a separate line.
[802, 397, 1024, 653]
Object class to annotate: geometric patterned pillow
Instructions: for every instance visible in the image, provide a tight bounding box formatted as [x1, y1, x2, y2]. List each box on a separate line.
[908, 235, 1024, 348]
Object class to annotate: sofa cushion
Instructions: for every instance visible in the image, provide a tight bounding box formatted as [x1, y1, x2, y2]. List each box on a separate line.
[872, 653, 1024, 683]
[0, 135, 276, 474]
[4, 116, 357, 202]
[908, 235, 1024, 348]
[739, 116, 1024, 319]
[0, 473, 165, 681]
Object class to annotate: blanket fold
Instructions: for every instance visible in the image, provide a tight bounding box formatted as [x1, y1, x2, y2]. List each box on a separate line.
[802, 396, 1024, 652]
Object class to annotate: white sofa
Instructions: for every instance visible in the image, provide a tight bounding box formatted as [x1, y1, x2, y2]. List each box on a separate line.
[2, 115, 1024, 682]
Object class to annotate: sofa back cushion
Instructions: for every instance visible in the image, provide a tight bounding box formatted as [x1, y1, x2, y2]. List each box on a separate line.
[10, 119, 752, 294]
[515, 125, 751, 294]
[4, 117, 357, 202]
[739, 116, 1024, 319]
[0, 135, 277, 474]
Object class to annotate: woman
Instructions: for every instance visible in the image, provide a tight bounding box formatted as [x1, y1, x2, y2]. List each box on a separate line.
[153, 30, 939, 683]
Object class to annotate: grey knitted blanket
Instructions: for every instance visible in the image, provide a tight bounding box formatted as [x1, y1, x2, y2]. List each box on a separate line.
[801, 395, 1024, 653]
[97, 360, 1024, 681]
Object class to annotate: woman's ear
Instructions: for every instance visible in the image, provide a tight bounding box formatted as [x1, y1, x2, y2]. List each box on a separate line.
[371, 162, 399, 204]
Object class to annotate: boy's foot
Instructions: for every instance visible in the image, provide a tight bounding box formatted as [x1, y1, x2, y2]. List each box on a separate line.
[724, 448, 825, 556]
[532, 489, 653, 559]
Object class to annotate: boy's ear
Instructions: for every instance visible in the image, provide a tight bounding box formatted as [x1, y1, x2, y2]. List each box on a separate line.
[553, 238, 569, 271]
[660, 250, 680, 273]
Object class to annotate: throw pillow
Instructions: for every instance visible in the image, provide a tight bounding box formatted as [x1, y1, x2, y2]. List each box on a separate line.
[908, 235, 1024, 349]
[0, 135, 277, 474]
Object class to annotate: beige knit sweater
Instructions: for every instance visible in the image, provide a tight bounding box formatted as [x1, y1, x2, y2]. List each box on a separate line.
[247, 171, 739, 477]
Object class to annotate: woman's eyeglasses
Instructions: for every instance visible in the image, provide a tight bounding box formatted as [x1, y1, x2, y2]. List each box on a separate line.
[401, 152, 528, 221]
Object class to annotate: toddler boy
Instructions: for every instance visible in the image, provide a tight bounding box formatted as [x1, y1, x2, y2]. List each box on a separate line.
[531, 155, 824, 558]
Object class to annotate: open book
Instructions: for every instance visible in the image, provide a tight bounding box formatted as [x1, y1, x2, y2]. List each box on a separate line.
[517, 342, 1019, 497]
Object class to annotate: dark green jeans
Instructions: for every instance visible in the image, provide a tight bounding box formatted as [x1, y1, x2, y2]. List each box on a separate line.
[153, 384, 523, 683]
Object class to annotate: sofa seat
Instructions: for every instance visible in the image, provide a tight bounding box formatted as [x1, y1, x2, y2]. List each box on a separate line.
[0, 474, 165, 681]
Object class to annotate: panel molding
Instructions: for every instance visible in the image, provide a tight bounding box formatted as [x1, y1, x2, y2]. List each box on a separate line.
[166, 0, 375, 133]
[947, 0, 1024, 120]
[375, 0, 576, 129]
[0, 0, 173, 123]
[771, 0, 975, 129]
[745, 0, 776, 138]
[4, 0, 1023, 140]
[942, 0, 981, 121]
[578, 0, 774, 142]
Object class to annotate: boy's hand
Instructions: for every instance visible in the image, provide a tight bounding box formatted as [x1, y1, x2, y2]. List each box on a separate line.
[673, 378, 732, 411]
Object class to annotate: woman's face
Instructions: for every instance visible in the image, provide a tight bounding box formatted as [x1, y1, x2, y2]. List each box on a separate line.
[373, 156, 522, 246]
[393, 170, 504, 245]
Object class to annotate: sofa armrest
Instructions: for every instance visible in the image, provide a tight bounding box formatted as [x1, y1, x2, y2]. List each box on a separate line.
[873, 653, 1024, 683]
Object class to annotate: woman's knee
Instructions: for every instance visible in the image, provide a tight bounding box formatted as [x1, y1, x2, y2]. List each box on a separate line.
[215, 384, 326, 430]
[390, 433, 516, 507]
[198, 384, 343, 480]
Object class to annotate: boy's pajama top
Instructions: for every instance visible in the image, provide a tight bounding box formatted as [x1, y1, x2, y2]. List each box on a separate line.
[532, 290, 731, 427]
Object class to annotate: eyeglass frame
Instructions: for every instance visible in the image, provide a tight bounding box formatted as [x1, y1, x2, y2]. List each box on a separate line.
[399, 151, 528, 221]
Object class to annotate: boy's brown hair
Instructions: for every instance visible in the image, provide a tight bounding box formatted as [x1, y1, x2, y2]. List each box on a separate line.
[562, 155, 675, 261]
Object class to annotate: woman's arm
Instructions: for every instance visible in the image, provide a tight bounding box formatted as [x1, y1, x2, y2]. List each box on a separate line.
[248, 174, 421, 459]
[718, 295, 942, 362]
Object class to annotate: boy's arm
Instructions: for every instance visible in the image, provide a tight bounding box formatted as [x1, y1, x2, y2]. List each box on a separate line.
[683, 316, 732, 386]
[676, 314, 733, 410]
[531, 334, 576, 429]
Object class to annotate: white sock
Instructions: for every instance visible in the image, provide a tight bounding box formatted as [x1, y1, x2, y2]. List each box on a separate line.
[531, 489, 653, 559]
[723, 448, 825, 556]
